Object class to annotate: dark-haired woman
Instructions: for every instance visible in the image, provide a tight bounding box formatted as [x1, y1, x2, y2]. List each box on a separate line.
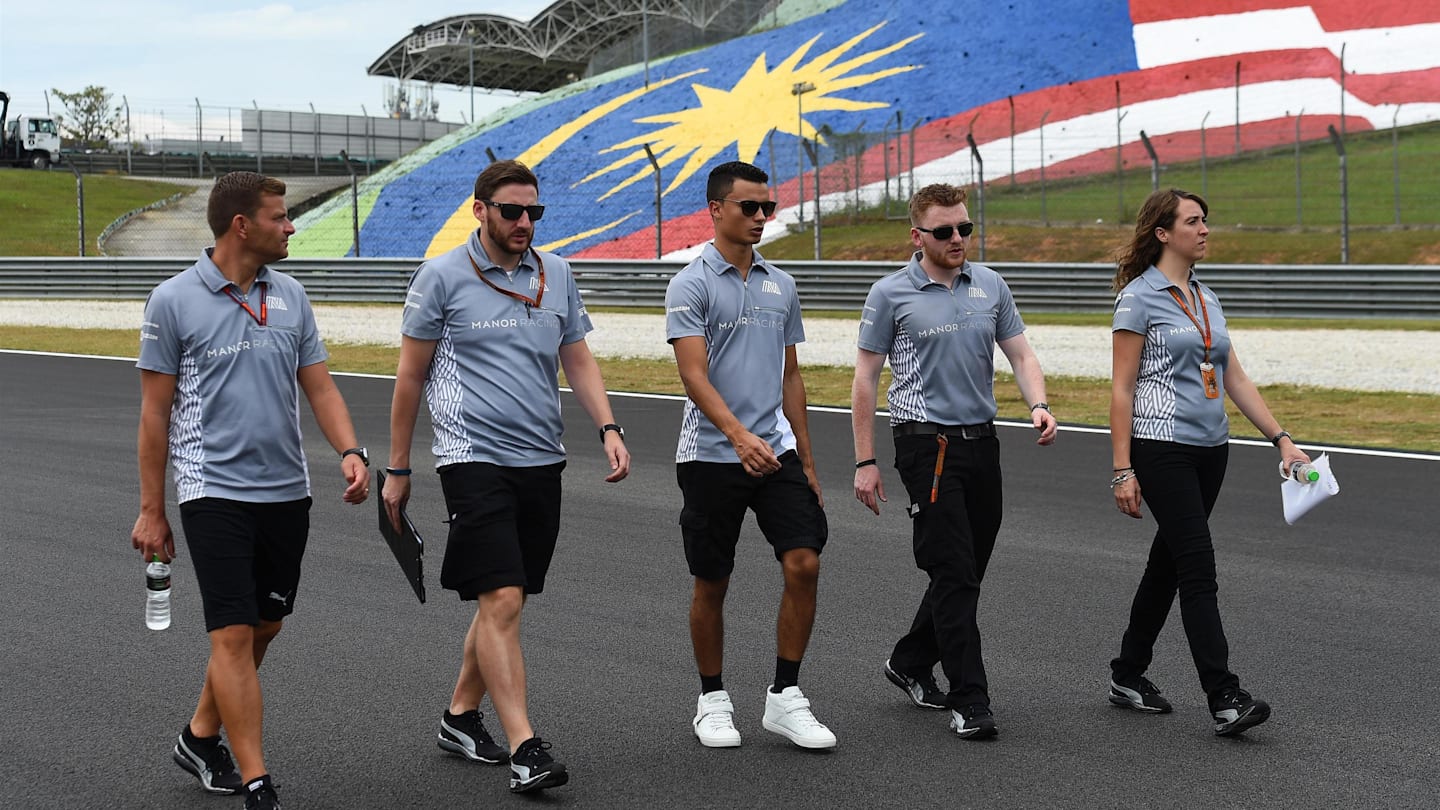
[1106, 188, 1309, 736]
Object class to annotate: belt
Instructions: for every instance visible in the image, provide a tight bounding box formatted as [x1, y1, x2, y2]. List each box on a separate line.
[892, 421, 996, 440]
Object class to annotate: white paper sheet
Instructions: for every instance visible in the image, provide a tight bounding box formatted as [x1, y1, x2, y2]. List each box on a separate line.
[1281, 453, 1340, 525]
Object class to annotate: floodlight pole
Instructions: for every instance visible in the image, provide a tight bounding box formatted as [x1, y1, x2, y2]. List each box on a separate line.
[791, 82, 816, 225]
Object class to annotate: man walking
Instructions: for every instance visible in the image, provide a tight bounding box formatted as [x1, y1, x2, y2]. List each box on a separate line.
[666, 160, 835, 750]
[383, 159, 630, 793]
[851, 183, 1056, 739]
[132, 171, 371, 810]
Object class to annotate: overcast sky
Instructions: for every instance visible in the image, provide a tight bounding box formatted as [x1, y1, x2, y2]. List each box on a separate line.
[1, 1, 557, 134]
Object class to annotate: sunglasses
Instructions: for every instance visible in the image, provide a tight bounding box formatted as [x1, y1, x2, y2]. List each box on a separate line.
[482, 200, 546, 222]
[715, 198, 778, 217]
[916, 222, 975, 240]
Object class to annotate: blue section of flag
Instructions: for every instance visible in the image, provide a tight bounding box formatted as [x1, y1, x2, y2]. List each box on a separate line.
[360, 0, 1139, 257]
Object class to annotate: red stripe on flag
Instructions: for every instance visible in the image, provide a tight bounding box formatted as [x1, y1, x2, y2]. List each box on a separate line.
[1129, 0, 1440, 29]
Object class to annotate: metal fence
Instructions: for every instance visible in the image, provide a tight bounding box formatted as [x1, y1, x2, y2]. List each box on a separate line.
[2, 257, 1437, 319]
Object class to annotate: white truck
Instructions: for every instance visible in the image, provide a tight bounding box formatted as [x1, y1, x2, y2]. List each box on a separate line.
[0, 91, 62, 169]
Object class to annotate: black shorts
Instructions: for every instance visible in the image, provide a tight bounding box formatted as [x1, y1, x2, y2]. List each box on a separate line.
[438, 461, 565, 600]
[178, 497, 312, 632]
[676, 450, 828, 581]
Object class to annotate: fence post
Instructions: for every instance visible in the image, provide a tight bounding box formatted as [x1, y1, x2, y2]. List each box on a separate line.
[642, 143, 662, 259]
[1392, 105, 1403, 226]
[195, 98, 203, 178]
[1114, 81, 1126, 223]
[1139, 130, 1159, 192]
[1233, 61, 1241, 157]
[340, 149, 361, 257]
[1200, 111, 1210, 197]
[966, 133, 985, 261]
[1294, 110, 1304, 226]
[66, 157, 86, 257]
[1007, 94, 1016, 187]
[1039, 109, 1050, 227]
[1326, 124, 1348, 264]
[309, 103, 319, 176]
[253, 101, 263, 174]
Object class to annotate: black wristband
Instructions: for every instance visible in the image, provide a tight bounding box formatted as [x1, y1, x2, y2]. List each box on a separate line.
[383, 467, 412, 476]
[855, 458, 878, 469]
[600, 423, 625, 442]
[1029, 402, 1051, 412]
[1270, 430, 1292, 447]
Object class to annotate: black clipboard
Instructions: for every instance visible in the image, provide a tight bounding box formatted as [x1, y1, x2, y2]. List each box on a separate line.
[376, 469, 426, 603]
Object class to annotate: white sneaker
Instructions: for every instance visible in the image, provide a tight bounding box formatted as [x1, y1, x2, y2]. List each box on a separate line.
[693, 690, 742, 747]
[762, 686, 837, 749]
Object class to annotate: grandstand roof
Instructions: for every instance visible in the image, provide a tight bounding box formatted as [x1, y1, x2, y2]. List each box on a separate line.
[367, 0, 771, 94]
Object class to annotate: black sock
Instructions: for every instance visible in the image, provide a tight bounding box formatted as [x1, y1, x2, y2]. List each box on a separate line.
[700, 672, 724, 694]
[771, 657, 801, 692]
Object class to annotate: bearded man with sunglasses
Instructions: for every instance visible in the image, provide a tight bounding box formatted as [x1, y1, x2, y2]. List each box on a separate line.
[384, 159, 630, 793]
[665, 161, 836, 751]
[851, 183, 1056, 740]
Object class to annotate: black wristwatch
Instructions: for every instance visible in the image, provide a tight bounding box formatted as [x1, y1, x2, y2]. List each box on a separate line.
[600, 424, 625, 442]
[341, 447, 370, 466]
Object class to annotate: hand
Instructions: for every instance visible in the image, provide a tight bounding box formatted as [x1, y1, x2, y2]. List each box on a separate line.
[1032, 407, 1058, 446]
[803, 463, 825, 509]
[382, 472, 412, 533]
[603, 433, 631, 483]
[341, 455, 369, 504]
[731, 431, 780, 477]
[854, 465, 886, 515]
[1113, 476, 1143, 519]
[132, 510, 176, 563]
[1278, 438, 1312, 471]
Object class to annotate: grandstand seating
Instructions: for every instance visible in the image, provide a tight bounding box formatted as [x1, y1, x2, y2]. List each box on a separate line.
[291, 0, 1440, 259]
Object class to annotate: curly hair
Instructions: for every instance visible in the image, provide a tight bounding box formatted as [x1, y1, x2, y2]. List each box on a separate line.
[1113, 188, 1208, 291]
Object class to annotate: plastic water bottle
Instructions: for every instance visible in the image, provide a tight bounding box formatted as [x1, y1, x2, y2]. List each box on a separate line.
[1286, 461, 1320, 484]
[145, 555, 172, 630]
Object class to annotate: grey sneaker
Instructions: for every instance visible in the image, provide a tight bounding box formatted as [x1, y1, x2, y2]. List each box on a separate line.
[438, 710, 508, 764]
[172, 727, 242, 794]
[884, 659, 947, 710]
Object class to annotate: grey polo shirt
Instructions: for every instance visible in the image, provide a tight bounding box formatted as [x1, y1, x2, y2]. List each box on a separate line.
[857, 253, 1025, 426]
[137, 250, 327, 504]
[403, 228, 592, 468]
[1113, 265, 1232, 446]
[665, 242, 805, 463]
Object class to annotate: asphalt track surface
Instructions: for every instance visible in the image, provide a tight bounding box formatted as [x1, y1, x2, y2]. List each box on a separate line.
[2, 352, 1436, 810]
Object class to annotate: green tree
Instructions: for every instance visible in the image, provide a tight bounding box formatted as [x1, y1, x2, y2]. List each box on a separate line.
[50, 85, 122, 150]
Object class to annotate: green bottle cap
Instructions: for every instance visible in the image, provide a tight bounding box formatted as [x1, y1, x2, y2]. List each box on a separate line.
[152, 553, 161, 562]
[1304, 470, 1320, 482]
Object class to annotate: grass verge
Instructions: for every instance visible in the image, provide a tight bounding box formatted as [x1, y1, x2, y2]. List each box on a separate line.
[0, 170, 190, 256]
[4, 325, 1436, 453]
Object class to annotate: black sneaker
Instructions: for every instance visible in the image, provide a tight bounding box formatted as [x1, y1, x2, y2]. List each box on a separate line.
[1211, 688, 1271, 737]
[883, 659, 947, 710]
[1108, 675, 1174, 714]
[172, 727, 242, 794]
[949, 704, 998, 740]
[438, 710, 509, 764]
[508, 737, 569, 793]
[243, 775, 281, 810]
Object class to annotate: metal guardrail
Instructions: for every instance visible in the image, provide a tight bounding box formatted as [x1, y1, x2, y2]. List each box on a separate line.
[0, 257, 1437, 318]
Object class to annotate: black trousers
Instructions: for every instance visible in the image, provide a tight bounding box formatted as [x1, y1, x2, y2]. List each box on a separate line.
[1111, 439, 1240, 699]
[888, 434, 1003, 709]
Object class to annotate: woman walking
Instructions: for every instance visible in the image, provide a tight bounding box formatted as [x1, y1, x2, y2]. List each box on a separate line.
[1107, 188, 1310, 736]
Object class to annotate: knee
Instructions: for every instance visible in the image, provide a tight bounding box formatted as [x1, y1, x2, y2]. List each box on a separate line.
[254, 620, 283, 646]
[478, 587, 524, 627]
[208, 624, 256, 659]
[693, 576, 730, 606]
[781, 549, 820, 589]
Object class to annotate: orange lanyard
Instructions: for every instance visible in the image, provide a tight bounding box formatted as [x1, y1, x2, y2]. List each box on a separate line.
[224, 281, 267, 326]
[1166, 283, 1212, 364]
[468, 251, 545, 311]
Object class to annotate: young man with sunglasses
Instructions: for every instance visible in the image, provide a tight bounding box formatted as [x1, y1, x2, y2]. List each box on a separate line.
[133, 172, 371, 810]
[850, 183, 1056, 740]
[665, 160, 835, 750]
[383, 159, 631, 793]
